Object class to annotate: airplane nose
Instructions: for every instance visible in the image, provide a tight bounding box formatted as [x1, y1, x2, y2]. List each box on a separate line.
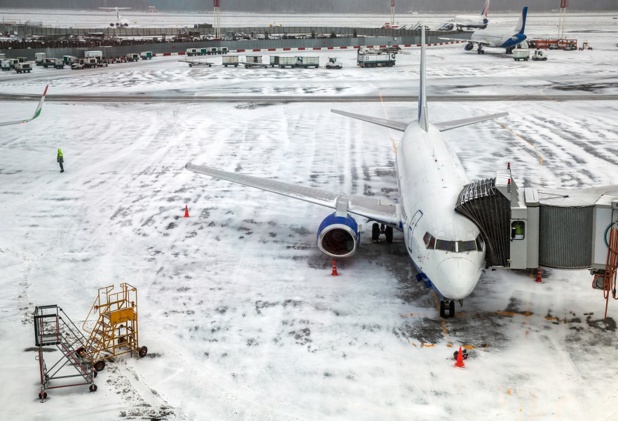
[435, 257, 481, 300]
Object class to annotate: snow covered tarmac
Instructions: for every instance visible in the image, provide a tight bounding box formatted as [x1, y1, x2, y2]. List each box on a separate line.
[1, 13, 618, 421]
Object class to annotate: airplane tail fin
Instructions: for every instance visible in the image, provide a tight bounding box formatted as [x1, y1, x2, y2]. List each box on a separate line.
[515, 6, 528, 35]
[418, 27, 429, 132]
[481, 0, 490, 17]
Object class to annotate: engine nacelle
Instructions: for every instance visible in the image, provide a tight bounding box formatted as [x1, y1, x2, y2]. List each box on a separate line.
[316, 213, 360, 258]
[464, 43, 474, 51]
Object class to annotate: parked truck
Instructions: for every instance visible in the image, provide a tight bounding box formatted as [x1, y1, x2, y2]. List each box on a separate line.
[140, 51, 153, 60]
[1, 60, 12, 71]
[14, 61, 32, 73]
[63, 55, 78, 65]
[43, 58, 60, 68]
[126, 53, 140, 62]
[270, 55, 319, 68]
[84, 50, 103, 60]
[356, 50, 396, 67]
[35, 52, 46, 66]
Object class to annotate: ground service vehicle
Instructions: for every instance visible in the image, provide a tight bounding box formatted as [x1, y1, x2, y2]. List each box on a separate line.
[513, 49, 530, 61]
[15, 62, 32, 73]
[357, 50, 396, 67]
[270, 56, 319, 68]
[325, 57, 343, 69]
[222, 55, 239, 67]
[126, 53, 140, 62]
[140, 51, 153, 60]
[532, 50, 548, 61]
[35, 52, 46, 65]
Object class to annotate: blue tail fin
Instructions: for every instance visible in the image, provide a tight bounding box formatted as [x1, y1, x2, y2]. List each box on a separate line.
[515, 6, 528, 35]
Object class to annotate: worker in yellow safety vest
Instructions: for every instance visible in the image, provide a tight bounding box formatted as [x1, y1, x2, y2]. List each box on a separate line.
[57, 148, 64, 173]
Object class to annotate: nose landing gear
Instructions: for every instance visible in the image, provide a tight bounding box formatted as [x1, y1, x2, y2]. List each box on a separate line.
[440, 300, 456, 318]
[371, 223, 394, 244]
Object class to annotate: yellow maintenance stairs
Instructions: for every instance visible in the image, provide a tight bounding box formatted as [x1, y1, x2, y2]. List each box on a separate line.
[80, 283, 148, 372]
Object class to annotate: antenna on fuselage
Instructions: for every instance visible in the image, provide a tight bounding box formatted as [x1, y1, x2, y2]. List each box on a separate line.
[418, 26, 429, 132]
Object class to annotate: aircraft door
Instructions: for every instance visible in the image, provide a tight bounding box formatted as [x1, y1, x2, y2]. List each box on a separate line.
[406, 210, 424, 253]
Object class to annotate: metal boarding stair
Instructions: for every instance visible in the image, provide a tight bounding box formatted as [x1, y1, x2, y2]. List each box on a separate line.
[455, 178, 512, 267]
[33, 305, 97, 400]
[82, 283, 147, 372]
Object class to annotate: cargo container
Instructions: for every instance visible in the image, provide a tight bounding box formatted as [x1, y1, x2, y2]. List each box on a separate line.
[222, 54, 239, 67]
[35, 52, 46, 66]
[270, 55, 319, 68]
[356, 50, 396, 67]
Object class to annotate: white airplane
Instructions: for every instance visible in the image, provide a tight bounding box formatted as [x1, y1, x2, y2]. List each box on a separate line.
[0, 85, 48, 127]
[100, 7, 131, 27]
[438, 0, 491, 32]
[186, 29, 508, 318]
[441, 6, 528, 55]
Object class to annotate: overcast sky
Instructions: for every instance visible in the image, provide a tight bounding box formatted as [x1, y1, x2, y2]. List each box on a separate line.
[0, 0, 616, 12]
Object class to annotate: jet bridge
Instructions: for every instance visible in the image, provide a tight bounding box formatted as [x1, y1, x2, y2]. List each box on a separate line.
[456, 165, 618, 272]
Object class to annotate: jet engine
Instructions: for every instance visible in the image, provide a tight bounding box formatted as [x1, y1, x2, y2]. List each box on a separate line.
[316, 213, 360, 258]
[464, 43, 474, 51]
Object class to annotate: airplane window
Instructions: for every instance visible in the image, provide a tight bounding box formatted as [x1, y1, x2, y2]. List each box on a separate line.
[423, 232, 435, 249]
[459, 240, 477, 252]
[435, 239, 456, 252]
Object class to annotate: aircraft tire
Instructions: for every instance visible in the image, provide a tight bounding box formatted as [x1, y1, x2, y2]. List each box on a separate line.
[372, 223, 380, 243]
[439, 301, 446, 318]
[385, 227, 393, 244]
[449, 301, 455, 317]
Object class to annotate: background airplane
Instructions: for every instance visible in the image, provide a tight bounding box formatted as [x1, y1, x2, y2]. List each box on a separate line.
[186, 29, 507, 318]
[438, 0, 490, 31]
[0, 85, 48, 127]
[100, 6, 132, 27]
[441, 6, 527, 55]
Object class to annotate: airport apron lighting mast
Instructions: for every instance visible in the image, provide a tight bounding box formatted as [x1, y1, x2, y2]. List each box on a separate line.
[558, 0, 568, 39]
[391, 0, 396, 27]
[214, 0, 221, 39]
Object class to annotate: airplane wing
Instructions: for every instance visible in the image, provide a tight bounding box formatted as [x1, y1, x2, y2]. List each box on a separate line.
[331, 109, 408, 132]
[434, 112, 508, 132]
[185, 163, 400, 225]
[0, 85, 48, 127]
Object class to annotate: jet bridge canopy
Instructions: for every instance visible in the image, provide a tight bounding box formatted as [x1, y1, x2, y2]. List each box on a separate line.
[456, 166, 618, 271]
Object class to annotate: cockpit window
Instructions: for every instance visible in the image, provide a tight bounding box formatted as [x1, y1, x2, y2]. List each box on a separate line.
[458, 240, 477, 252]
[424, 232, 484, 253]
[475, 235, 484, 251]
[435, 239, 456, 252]
[423, 232, 435, 249]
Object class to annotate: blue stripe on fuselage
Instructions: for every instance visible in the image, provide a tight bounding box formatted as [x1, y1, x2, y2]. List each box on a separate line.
[500, 33, 526, 49]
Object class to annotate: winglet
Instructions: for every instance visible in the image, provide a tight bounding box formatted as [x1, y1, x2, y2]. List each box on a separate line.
[515, 6, 528, 35]
[29, 84, 49, 123]
[418, 27, 429, 132]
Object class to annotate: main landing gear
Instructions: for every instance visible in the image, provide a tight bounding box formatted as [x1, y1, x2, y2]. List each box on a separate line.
[372, 223, 393, 244]
[477, 45, 485, 55]
[439, 300, 456, 318]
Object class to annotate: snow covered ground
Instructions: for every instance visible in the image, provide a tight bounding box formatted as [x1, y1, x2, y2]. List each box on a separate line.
[1, 11, 618, 421]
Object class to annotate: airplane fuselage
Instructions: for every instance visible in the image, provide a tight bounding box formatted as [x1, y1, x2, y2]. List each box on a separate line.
[395, 124, 485, 300]
[471, 30, 526, 49]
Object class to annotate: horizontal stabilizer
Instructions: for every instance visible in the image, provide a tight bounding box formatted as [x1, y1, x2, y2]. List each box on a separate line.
[434, 112, 508, 132]
[186, 163, 400, 225]
[331, 109, 409, 132]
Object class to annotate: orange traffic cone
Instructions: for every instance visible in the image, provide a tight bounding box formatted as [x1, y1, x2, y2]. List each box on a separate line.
[184, 205, 189, 218]
[331, 259, 339, 277]
[455, 346, 465, 368]
[535, 267, 542, 283]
